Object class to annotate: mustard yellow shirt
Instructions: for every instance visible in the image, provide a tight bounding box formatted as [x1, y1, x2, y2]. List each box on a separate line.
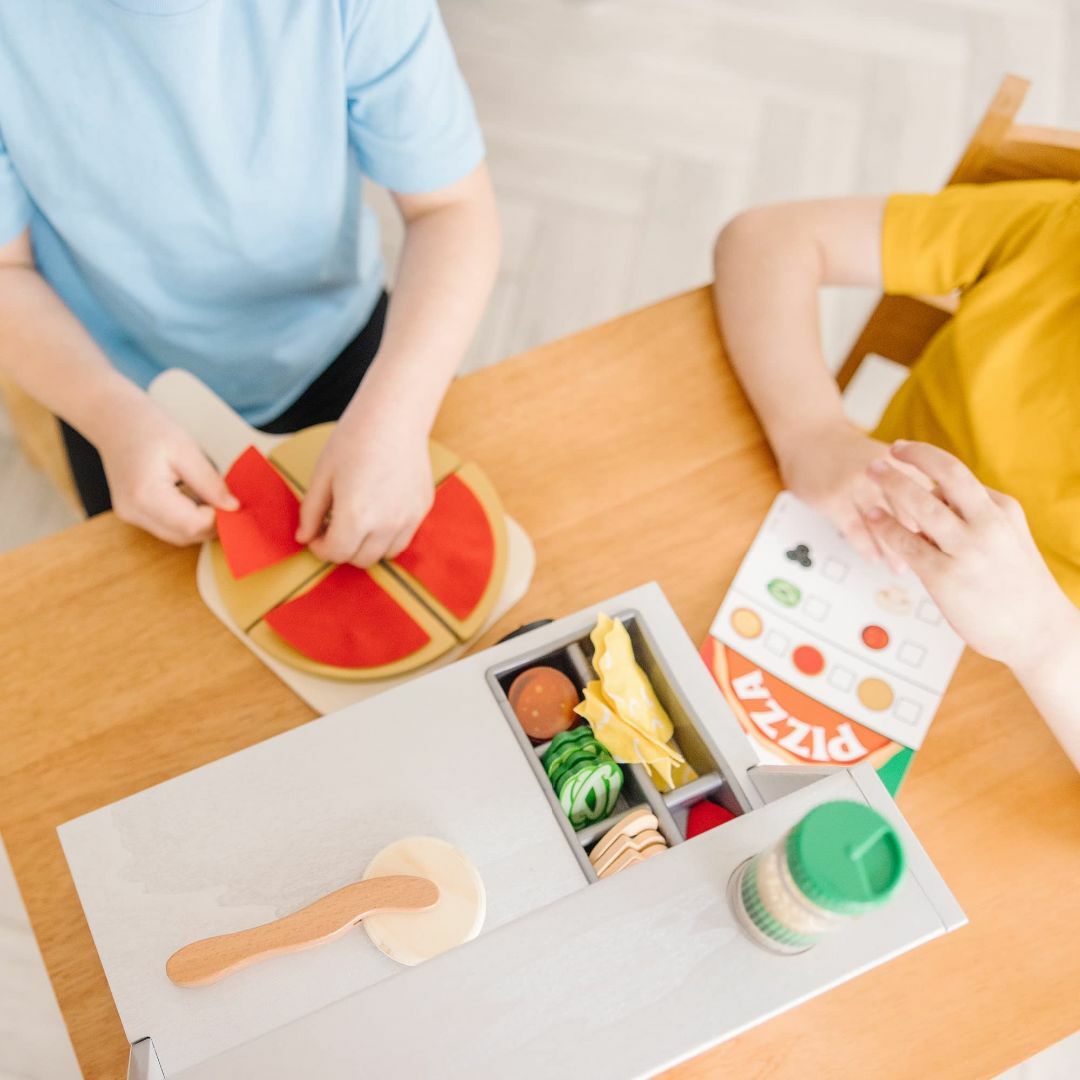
[875, 181, 1080, 604]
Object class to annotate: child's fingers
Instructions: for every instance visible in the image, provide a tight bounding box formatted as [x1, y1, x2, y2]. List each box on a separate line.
[174, 443, 239, 512]
[385, 520, 420, 561]
[866, 460, 966, 555]
[889, 441, 992, 522]
[850, 482, 905, 572]
[134, 486, 217, 546]
[349, 530, 395, 569]
[296, 475, 332, 545]
[987, 487, 1029, 528]
[840, 511, 882, 565]
[311, 512, 370, 564]
[864, 506, 948, 580]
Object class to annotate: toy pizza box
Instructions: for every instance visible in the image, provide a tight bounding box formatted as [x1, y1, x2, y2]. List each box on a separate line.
[700, 493, 965, 794]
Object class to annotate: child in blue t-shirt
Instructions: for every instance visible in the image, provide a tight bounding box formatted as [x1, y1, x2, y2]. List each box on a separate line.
[0, 0, 499, 568]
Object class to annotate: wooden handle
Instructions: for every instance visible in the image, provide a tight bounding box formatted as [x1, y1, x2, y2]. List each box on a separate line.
[166, 875, 438, 987]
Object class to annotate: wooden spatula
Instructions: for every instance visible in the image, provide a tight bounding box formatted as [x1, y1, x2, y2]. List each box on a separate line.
[167, 875, 439, 987]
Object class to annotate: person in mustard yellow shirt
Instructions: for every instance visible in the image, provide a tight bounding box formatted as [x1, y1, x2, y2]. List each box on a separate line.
[711, 182, 1080, 769]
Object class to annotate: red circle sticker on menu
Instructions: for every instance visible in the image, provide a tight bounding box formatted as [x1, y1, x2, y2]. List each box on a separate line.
[792, 644, 825, 676]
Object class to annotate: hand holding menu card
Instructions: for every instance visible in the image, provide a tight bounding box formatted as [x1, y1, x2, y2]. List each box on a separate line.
[700, 493, 965, 794]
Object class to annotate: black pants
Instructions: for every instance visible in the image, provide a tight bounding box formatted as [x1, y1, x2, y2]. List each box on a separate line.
[61, 292, 389, 516]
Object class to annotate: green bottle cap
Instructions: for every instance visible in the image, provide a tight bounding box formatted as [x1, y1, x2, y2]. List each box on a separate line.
[785, 801, 905, 915]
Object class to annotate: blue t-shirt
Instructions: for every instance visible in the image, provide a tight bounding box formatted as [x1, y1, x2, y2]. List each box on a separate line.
[0, 0, 483, 424]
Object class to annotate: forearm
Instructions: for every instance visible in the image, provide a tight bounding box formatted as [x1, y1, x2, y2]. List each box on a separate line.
[712, 197, 887, 465]
[346, 173, 500, 435]
[0, 264, 141, 445]
[713, 212, 845, 460]
[1011, 603, 1080, 771]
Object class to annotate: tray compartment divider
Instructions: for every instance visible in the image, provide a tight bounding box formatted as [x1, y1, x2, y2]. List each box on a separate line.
[485, 608, 753, 880]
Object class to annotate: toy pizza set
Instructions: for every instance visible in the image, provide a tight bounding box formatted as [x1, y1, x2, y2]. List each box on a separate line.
[702, 493, 966, 794]
[147, 370, 535, 714]
[58, 584, 965, 1080]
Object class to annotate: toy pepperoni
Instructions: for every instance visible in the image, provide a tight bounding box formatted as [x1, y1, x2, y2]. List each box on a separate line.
[507, 666, 580, 742]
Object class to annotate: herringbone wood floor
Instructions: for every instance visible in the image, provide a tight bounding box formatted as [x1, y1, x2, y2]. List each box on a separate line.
[2, 2, 1078, 1076]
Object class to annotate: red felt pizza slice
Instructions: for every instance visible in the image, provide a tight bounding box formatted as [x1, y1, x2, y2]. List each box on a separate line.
[216, 446, 305, 579]
[389, 463, 508, 641]
[253, 563, 455, 680]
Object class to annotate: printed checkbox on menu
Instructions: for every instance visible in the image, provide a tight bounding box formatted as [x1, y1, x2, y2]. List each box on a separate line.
[916, 599, 943, 626]
[827, 664, 855, 692]
[823, 558, 848, 582]
[898, 641, 927, 668]
[895, 698, 923, 724]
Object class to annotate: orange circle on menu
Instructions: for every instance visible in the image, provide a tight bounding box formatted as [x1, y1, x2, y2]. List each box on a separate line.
[862, 625, 890, 650]
[857, 677, 894, 711]
[730, 607, 763, 639]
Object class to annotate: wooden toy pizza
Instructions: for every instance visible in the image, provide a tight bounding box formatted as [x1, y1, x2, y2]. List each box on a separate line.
[212, 427, 508, 682]
[701, 492, 965, 793]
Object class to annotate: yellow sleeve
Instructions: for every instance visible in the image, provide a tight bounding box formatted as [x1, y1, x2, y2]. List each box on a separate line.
[881, 180, 1077, 296]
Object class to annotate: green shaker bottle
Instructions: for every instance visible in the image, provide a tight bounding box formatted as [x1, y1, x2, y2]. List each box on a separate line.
[731, 800, 905, 954]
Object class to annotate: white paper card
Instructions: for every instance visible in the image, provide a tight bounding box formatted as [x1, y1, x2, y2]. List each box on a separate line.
[708, 492, 964, 753]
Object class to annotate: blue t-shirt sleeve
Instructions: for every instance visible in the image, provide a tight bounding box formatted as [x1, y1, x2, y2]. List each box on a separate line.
[344, 0, 484, 193]
[0, 127, 32, 245]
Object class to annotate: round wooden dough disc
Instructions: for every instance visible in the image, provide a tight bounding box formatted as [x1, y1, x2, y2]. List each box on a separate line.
[363, 837, 486, 966]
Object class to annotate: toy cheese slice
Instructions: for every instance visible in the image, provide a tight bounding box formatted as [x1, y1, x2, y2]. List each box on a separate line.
[213, 430, 508, 682]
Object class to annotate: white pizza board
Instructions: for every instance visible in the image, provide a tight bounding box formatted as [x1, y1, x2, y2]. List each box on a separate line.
[709, 492, 964, 752]
[148, 370, 535, 714]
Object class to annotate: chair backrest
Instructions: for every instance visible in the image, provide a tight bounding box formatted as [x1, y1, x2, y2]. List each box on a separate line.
[836, 75, 1080, 390]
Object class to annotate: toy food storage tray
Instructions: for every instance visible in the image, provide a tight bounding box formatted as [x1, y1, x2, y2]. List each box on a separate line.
[57, 584, 965, 1080]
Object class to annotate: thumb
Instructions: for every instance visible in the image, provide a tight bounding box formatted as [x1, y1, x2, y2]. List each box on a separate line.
[174, 443, 239, 511]
[296, 473, 332, 544]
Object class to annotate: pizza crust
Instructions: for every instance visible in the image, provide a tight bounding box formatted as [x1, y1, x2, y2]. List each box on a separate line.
[362, 837, 486, 967]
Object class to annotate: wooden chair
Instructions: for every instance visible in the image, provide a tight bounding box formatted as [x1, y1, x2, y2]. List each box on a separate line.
[0, 376, 80, 507]
[837, 74, 1080, 391]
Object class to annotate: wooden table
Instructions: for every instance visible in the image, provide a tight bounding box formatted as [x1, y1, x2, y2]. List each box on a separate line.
[1, 288, 1077, 1079]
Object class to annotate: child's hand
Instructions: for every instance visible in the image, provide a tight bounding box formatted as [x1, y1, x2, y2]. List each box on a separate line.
[776, 421, 922, 569]
[97, 395, 239, 545]
[295, 407, 434, 568]
[864, 441, 1076, 671]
